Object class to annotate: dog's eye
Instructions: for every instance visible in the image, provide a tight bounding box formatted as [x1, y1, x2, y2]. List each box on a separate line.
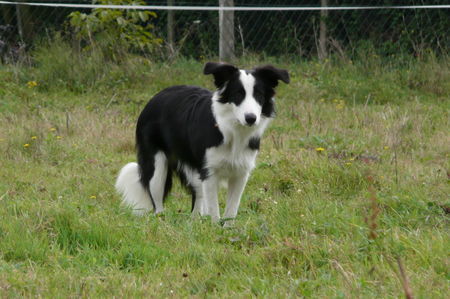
[236, 89, 246, 97]
[254, 90, 263, 97]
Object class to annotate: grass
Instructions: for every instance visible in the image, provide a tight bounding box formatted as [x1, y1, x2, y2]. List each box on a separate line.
[0, 48, 449, 297]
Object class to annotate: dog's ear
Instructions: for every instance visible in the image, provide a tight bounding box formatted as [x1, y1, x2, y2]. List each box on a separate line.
[254, 65, 290, 87]
[204, 62, 239, 88]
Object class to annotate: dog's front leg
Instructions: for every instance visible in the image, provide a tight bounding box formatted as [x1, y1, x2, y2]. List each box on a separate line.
[202, 177, 220, 222]
[223, 172, 250, 225]
[191, 185, 206, 217]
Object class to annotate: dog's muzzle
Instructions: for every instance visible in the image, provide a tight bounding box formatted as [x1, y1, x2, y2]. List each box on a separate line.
[244, 113, 257, 126]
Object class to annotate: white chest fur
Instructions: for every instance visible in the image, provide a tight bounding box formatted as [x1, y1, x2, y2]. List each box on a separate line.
[205, 134, 258, 178]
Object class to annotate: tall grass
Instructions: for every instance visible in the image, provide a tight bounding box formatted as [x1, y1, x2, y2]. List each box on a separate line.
[0, 44, 449, 297]
[4, 39, 449, 102]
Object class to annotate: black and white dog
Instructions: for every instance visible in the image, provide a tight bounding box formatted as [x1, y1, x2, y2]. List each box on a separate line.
[116, 62, 289, 223]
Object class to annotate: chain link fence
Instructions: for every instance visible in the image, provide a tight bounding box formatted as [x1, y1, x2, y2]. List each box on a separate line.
[1, 0, 449, 63]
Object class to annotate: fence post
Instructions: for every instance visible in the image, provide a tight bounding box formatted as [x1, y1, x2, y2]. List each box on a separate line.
[15, 3, 23, 42]
[15, 0, 32, 44]
[319, 0, 328, 60]
[167, 0, 175, 54]
[219, 0, 235, 61]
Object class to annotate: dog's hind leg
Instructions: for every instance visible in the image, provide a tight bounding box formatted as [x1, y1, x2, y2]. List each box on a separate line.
[149, 151, 169, 214]
[177, 164, 205, 216]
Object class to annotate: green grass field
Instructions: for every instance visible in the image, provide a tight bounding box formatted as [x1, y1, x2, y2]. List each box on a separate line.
[0, 53, 449, 297]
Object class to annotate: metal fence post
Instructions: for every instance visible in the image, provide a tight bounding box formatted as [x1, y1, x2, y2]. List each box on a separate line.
[15, 0, 32, 44]
[319, 0, 328, 60]
[167, 0, 175, 55]
[219, 0, 235, 61]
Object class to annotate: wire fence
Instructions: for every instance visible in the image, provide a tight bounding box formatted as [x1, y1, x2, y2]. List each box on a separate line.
[1, 0, 449, 63]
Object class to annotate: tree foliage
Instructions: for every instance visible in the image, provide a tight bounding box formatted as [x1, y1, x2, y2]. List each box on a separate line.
[68, 0, 162, 60]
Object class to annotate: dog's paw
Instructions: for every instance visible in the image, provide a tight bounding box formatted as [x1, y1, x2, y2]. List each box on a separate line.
[221, 218, 235, 228]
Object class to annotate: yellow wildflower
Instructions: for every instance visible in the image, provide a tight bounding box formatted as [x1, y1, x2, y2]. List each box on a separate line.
[90, 195, 97, 199]
[23, 143, 30, 148]
[31, 136, 37, 140]
[335, 100, 345, 110]
[27, 81, 38, 88]
[315, 147, 325, 152]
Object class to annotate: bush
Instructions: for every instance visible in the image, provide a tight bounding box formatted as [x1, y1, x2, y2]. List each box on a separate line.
[68, 0, 163, 62]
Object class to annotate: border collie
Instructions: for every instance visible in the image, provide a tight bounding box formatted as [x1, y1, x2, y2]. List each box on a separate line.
[115, 62, 289, 223]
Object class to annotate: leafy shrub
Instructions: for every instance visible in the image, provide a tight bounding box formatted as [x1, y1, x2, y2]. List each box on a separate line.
[68, 0, 162, 61]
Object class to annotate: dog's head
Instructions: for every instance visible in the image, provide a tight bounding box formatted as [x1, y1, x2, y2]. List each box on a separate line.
[204, 62, 289, 127]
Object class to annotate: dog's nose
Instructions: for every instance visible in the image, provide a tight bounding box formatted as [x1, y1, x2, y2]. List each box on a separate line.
[245, 113, 257, 126]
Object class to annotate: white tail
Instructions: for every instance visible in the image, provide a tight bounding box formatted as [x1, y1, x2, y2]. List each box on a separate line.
[115, 162, 153, 215]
